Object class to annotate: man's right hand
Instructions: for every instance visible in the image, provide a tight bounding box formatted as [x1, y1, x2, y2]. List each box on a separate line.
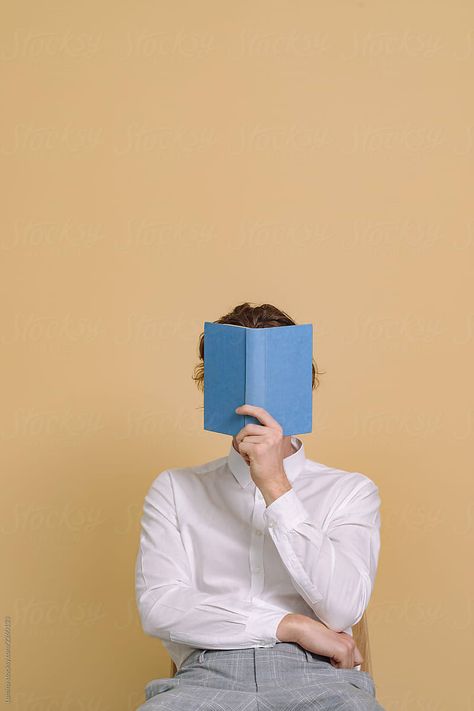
[276, 613, 364, 670]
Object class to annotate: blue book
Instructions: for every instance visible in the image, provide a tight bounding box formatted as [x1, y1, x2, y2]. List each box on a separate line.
[203, 321, 313, 436]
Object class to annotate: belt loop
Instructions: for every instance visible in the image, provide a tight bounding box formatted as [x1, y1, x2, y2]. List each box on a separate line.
[198, 649, 207, 663]
[304, 648, 312, 663]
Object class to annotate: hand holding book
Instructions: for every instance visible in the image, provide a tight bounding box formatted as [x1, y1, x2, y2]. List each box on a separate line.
[233, 403, 293, 506]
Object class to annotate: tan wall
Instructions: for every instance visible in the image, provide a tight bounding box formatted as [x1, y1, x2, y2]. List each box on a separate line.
[2, 2, 473, 709]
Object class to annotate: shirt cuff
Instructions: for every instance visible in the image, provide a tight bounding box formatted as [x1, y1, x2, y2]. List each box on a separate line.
[263, 488, 310, 531]
[244, 599, 292, 646]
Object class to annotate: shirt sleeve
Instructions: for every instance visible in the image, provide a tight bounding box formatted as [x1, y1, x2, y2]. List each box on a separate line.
[262, 477, 381, 632]
[135, 470, 292, 649]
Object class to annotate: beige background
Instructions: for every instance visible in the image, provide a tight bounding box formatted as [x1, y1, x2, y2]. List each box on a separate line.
[2, 2, 473, 709]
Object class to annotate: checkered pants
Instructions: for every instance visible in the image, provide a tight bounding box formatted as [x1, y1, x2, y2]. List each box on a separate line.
[137, 641, 385, 710]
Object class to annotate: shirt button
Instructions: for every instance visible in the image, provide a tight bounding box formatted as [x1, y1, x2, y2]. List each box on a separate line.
[255, 529, 263, 536]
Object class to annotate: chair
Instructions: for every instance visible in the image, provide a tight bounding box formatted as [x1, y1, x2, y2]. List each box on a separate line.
[169, 612, 372, 677]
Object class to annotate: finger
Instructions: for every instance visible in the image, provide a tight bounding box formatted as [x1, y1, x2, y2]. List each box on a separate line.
[238, 437, 268, 447]
[234, 423, 268, 445]
[235, 404, 282, 431]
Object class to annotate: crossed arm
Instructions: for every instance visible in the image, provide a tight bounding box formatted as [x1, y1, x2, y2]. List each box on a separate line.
[135, 470, 381, 648]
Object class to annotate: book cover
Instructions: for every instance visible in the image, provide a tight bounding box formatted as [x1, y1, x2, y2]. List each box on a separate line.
[203, 321, 313, 436]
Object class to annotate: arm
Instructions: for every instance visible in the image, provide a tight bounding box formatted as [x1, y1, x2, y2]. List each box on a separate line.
[262, 477, 381, 632]
[135, 470, 293, 649]
[276, 613, 364, 669]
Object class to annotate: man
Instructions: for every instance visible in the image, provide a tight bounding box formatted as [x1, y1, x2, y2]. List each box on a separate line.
[135, 302, 385, 710]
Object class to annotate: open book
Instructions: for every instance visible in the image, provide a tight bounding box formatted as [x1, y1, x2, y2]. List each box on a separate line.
[203, 321, 313, 436]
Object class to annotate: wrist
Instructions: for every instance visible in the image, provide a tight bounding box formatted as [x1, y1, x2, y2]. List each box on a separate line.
[258, 475, 292, 507]
[276, 613, 304, 643]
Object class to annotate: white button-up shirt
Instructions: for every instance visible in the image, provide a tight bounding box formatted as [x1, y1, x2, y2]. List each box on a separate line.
[135, 436, 381, 672]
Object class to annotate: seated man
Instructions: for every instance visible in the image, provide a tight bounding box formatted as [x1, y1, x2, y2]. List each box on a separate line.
[135, 303, 385, 710]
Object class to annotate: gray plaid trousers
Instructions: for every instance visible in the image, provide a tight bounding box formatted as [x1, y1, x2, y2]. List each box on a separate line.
[137, 641, 386, 710]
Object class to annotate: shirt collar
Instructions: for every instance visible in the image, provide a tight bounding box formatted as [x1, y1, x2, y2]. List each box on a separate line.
[226, 436, 306, 488]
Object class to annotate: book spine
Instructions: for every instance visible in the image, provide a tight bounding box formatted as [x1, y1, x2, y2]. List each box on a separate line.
[244, 328, 266, 426]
